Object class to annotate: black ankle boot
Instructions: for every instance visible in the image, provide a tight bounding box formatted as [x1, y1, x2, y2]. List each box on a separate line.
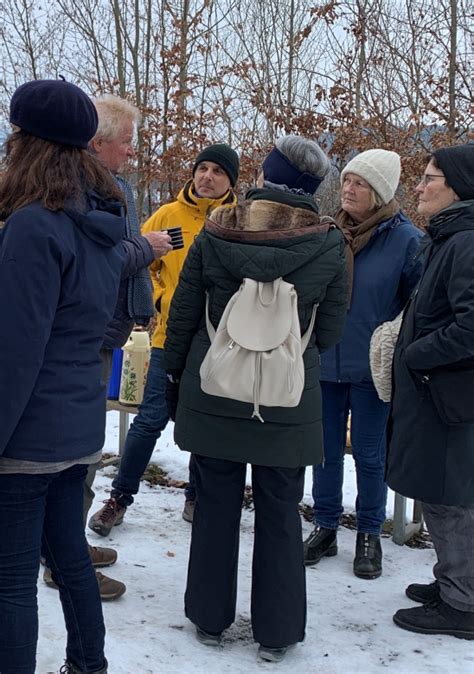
[60, 659, 108, 673]
[405, 580, 440, 604]
[353, 533, 382, 579]
[303, 526, 337, 566]
[393, 598, 474, 640]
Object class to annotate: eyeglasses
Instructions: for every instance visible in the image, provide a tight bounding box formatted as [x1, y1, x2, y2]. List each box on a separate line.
[418, 174, 445, 186]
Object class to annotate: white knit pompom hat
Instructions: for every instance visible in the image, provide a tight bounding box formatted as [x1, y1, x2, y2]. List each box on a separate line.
[341, 149, 401, 204]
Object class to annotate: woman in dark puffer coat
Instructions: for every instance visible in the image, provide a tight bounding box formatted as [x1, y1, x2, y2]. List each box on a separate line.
[164, 136, 347, 662]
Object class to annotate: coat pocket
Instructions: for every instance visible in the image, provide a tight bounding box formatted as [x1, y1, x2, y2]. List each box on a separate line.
[423, 366, 474, 425]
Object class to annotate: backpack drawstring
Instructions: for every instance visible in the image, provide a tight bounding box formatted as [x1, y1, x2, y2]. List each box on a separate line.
[251, 352, 265, 423]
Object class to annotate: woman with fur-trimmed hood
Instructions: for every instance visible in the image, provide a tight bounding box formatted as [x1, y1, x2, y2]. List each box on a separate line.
[164, 136, 347, 662]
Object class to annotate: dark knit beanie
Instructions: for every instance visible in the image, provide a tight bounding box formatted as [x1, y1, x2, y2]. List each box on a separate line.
[192, 143, 240, 186]
[433, 144, 474, 201]
[10, 79, 98, 149]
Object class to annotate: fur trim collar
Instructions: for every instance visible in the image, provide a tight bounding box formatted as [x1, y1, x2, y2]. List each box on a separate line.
[206, 199, 333, 242]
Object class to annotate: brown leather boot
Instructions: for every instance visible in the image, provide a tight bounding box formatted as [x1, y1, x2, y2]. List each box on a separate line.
[95, 571, 126, 601]
[43, 567, 126, 601]
[88, 497, 127, 537]
[88, 544, 117, 567]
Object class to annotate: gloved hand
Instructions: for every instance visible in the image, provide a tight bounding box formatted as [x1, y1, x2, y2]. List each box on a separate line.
[165, 371, 182, 421]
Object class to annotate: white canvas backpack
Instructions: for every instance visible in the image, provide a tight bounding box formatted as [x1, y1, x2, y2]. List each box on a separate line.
[199, 277, 317, 422]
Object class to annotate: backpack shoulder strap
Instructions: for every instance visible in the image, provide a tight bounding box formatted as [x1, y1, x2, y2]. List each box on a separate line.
[204, 292, 216, 341]
[301, 304, 318, 352]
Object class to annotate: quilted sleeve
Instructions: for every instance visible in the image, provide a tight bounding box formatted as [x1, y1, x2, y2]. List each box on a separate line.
[314, 237, 348, 352]
[164, 236, 205, 372]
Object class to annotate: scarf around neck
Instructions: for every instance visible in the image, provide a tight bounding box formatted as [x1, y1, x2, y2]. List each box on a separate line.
[337, 199, 399, 306]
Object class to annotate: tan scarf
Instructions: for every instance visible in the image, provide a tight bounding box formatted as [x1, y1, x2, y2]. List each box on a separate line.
[336, 199, 400, 306]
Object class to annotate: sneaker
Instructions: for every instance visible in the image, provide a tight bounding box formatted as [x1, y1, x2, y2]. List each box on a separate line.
[353, 533, 382, 579]
[182, 500, 195, 523]
[88, 544, 117, 568]
[393, 598, 474, 640]
[303, 526, 337, 566]
[88, 497, 127, 537]
[195, 626, 222, 647]
[258, 645, 290, 663]
[405, 580, 440, 604]
[43, 567, 126, 601]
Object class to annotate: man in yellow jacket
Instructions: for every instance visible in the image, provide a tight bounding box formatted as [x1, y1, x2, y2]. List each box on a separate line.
[89, 144, 239, 532]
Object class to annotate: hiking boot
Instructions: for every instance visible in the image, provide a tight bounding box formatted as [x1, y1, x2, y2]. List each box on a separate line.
[393, 598, 474, 640]
[353, 533, 382, 579]
[195, 626, 222, 647]
[43, 568, 126, 601]
[405, 580, 440, 604]
[303, 526, 337, 566]
[182, 500, 195, 523]
[258, 645, 290, 662]
[60, 658, 108, 673]
[95, 571, 126, 601]
[88, 544, 117, 568]
[88, 497, 127, 536]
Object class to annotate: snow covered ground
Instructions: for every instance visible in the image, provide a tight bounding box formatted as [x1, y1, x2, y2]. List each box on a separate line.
[36, 412, 473, 674]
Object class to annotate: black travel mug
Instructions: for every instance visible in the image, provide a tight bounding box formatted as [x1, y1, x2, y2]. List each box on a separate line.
[166, 227, 184, 250]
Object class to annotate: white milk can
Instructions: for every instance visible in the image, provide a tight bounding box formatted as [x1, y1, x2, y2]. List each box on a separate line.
[119, 329, 151, 405]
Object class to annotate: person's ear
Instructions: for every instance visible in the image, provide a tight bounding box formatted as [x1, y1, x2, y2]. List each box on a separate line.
[89, 137, 102, 154]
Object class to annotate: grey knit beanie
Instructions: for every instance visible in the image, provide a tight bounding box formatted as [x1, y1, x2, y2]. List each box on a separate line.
[341, 149, 401, 204]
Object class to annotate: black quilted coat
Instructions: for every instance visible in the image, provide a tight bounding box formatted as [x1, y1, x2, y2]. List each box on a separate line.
[164, 189, 347, 467]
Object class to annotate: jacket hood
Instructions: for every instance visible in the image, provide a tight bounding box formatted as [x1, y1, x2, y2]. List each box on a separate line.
[177, 179, 237, 217]
[427, 200, 474, 241]
[204, 198, 340, 281]
[63, 192, 125, 247]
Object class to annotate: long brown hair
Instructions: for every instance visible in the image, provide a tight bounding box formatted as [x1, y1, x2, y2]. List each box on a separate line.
[0, 131, 123, 218]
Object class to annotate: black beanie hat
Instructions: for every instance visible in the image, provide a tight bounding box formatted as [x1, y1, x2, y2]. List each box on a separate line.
[192, 143, 240, 187]
[433, 144, 474, 201]
[10, 79, 98, 149]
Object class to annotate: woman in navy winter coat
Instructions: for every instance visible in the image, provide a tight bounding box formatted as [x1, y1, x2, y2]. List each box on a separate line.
[0, 81, 125, 674]
[304, 149, 423, 579]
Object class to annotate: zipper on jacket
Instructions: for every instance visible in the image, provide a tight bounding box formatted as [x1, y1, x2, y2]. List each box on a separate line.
[336, 344, 342, 382]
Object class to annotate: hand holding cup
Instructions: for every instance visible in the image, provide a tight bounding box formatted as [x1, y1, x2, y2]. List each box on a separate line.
[166, 227, 185, 250]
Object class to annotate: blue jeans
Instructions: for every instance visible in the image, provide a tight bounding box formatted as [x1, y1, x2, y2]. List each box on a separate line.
[112, 348, 196, 504]
[312, 381, 389, 534]
[0, 464, 105, 674]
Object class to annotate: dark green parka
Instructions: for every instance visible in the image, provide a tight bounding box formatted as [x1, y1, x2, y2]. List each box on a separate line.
[164, 190, 347, 467]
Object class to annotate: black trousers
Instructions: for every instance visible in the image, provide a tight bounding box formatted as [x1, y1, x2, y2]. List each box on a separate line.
[185, 454, 306, 648]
